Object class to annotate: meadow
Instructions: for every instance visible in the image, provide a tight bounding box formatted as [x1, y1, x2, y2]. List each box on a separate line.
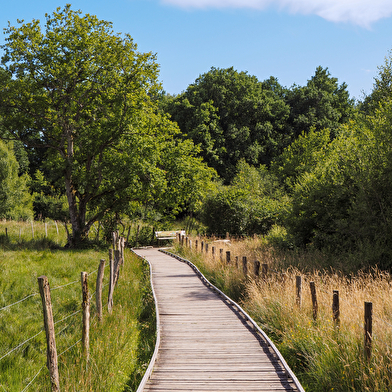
[174, 236, 392, 392]
[0, 220, 155, 392]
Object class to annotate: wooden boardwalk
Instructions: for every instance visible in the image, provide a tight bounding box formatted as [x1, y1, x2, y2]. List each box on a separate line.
[133, 248, 304, 392]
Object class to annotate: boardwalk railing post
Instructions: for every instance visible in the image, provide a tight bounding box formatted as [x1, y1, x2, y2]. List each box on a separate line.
[108, 249, 114, 313]
[81, 272, 90, 362]
[332, 290, 340, 326]
[96, 259, 106, 322]
[310, 281, 318, 320]
[296, 276, 302, 308]
[38, 276, 60, 392]
[364, 302, 373, 360]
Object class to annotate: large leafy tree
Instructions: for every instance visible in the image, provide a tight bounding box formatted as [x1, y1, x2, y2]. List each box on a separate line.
[0, 5, 208, 246]
[285, 66, 355, 138]
[163, 67, 291, 183]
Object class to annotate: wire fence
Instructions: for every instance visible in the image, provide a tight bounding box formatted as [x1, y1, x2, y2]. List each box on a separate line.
[0, 241, 118, 392]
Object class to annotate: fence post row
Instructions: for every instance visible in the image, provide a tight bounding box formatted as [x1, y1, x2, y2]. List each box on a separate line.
[38, 276, 60, 392]
[108, 249, 114, 313]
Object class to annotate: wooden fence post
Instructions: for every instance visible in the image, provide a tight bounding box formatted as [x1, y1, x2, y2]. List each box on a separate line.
[201, 241, 204, 252]
[235, 256, 239, 268]
[189, 239, 192, 249]
[108, 249, 114, 313]
[212, 246, 215, 258]
[96, 259, 106, 322]
[45, 222, 48, 238]
[220, 249, 223, 262]
[310, 281, 318, 320]
[205, 243, 209, 253]
[226, 251, 231, 264]
[114, 249, 121, 286]
[332, 290, 340, 326]
[364, 302, 373, 360]
[195, 239, 198, 250]
[38, 276, 60, 392]
[253, 260, 260, 278]
[242, 256, 247, 276]
[296, 276, 302, 308]
[261, 263, 268, 280]
[81, 272, 90, 362]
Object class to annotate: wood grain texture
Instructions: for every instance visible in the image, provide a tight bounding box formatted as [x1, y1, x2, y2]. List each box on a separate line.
[134, 248, 298, 392]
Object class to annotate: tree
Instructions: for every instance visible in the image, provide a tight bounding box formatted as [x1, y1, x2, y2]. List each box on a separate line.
[0, 5, 206, 246]
[163, 67, 291, 183]
[0, 140, 33, 220]
[285, 66, 355, 138]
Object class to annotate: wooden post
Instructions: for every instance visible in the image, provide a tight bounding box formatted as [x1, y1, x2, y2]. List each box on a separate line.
[332, 290, 340, 326]
[261, 263, 268, 280]
[235, 256, 239, 268]
[220, 249, 223, 262]
[212, 246, 215, 258]
[96, 259, 106, 322]
[108, 249, 114, 313]
[205, 243, 208, 253]
[186, 237, 188, 247]
[296, 276, 302, 308]
[114, 249, 121, 286]
[45, 222, 48, 238]
[189, 239, 192, 249]
[195, 239, 198, 250]
[201, 241, 204, 252]
[38, 276, 60, 392]
[364, 302, 373, 360]
[253, 260, 260, 278]
[5, 227, 8, 239]
[310, 282, 318, 320]
[81, 272, 90, 361]
[226, 251, 231, 264]
[242, 256, 247, 276]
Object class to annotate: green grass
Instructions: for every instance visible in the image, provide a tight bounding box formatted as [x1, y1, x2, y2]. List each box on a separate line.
[0, 220, 156, 392]
[174, 238, 392, 392]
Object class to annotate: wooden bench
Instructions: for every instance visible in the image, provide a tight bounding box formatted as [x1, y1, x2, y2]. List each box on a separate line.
[155, 230, 186, 241]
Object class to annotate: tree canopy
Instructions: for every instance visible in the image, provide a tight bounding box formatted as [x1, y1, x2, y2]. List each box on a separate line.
[0, 5, 213, 246]
[163, 67, 291, 183]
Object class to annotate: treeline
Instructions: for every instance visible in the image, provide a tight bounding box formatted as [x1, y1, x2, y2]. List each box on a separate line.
[1, 5, 392, 269]
[162, 59, 392, 270]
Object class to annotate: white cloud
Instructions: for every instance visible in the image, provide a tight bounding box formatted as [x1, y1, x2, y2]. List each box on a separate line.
[161, 0, 392, 27]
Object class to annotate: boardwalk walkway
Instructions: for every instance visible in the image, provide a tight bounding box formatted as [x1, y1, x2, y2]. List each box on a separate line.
[133, 248, 304, 392]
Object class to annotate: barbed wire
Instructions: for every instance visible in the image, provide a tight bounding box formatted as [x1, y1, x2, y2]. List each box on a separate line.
[58, 338, 82, 357]
[54, 309, 82, 326]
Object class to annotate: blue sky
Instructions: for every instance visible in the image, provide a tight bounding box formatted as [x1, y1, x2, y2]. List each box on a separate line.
[1, 0, 392, 101]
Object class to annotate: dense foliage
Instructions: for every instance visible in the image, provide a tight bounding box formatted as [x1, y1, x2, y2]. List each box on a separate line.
[0, 6, 213, 246]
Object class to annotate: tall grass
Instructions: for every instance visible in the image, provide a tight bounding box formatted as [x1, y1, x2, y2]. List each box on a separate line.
[175, 236, 392, 392]
[0, 220, 155, 392]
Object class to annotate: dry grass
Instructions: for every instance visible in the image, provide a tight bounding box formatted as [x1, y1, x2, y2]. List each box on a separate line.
[175, 235, 392, 392]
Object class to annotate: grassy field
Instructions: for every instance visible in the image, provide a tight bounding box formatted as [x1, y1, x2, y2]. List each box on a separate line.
[174, 236, 392, 392]
[0, 220, 155, 392]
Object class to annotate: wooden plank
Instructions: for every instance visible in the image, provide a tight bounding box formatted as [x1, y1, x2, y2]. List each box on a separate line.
[134, 248, 299, 392]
